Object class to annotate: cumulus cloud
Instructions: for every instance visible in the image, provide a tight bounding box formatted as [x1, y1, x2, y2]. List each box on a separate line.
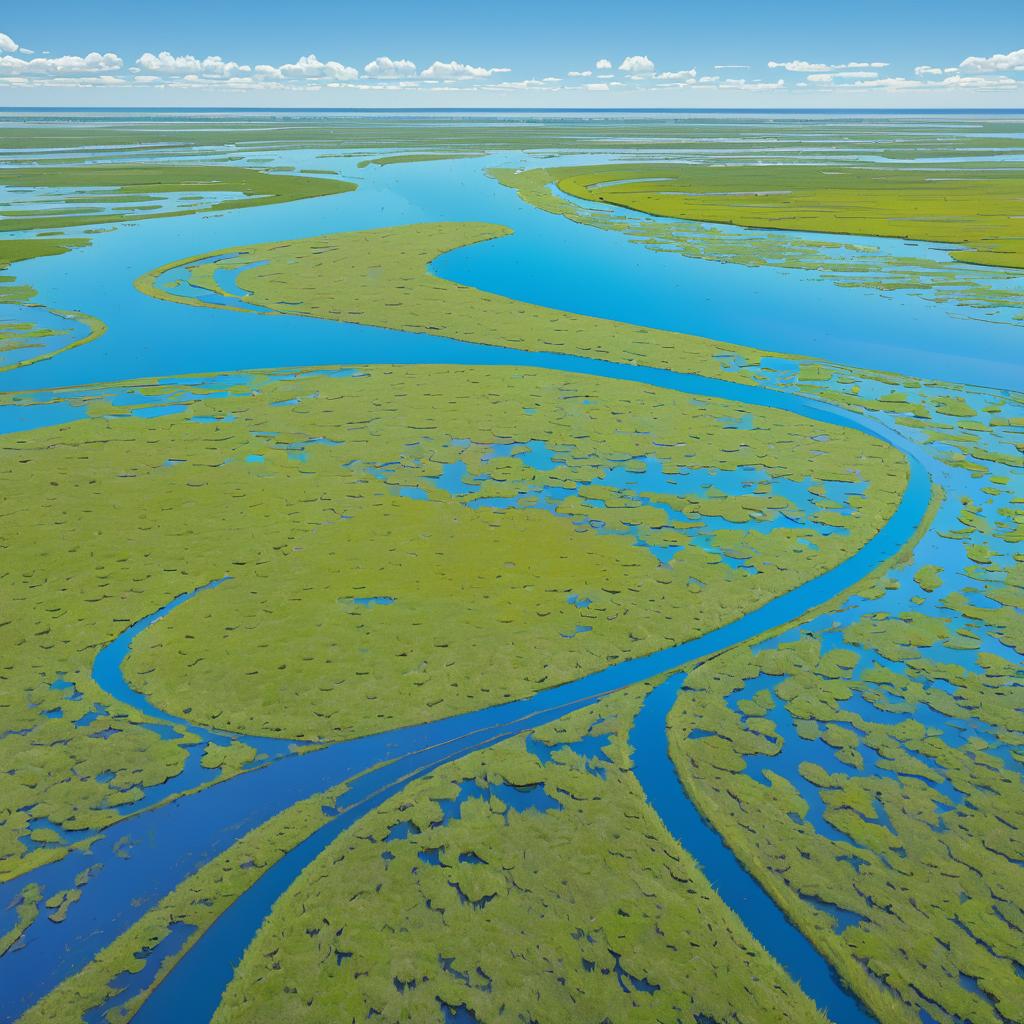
[960, 48, 1024, 72]
[132, 51, 359, 84]
[363, 56, 416, 78]
[619, 54, 655, 74]
[420, 60, 509, 80]
[0, 51, 123, 75]
[15, 31, 1014, 99]
[136, 51, 249, 77]
[275, 54, 358, 79]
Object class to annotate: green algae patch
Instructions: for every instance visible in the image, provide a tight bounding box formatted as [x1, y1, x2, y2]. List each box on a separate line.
[0, 242, 105, 371]
[492, 165, 1024, 317]
[668, 634, 1023, 1024]
[137, 220, 785, 379]
[0, 308, 105, 373]
[0, 164, 354, 235]
[357, 153, 483, 168]
[0, 238, 88, 271]
[0, 883, 42, 956]
[15, 765, 369, 1024]
[110, 364, 903, 741]
[0, 165, 353, 373]
[551, 163, 1024, 272]
[211, 691, 828, 1024]
[0, 361, 904, 871]
[662, 391, 1023, 1024]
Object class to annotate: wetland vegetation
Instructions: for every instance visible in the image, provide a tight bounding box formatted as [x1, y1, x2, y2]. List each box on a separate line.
[0, 111, 1020, 1024]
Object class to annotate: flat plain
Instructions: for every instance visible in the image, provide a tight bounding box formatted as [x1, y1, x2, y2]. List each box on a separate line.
[0, 112, 1021, 1024]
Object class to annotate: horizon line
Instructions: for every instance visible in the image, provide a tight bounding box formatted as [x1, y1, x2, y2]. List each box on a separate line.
[2, 105, 1023, 115]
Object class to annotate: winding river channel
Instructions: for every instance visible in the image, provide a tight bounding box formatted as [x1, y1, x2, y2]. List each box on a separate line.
[0, 142, 1015, 1024]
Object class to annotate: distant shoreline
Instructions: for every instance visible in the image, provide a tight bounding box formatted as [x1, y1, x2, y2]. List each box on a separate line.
[1, 106, 1023, 116]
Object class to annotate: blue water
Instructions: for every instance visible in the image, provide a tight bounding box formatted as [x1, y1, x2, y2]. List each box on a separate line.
[0, 152, 1019, 396]
[632, 678, 876, 1024]
[92, 578, 288, 753]
[0, 144, 985, 1024]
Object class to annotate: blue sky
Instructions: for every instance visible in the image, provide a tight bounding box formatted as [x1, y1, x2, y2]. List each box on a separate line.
[2, 0, 1022, 107]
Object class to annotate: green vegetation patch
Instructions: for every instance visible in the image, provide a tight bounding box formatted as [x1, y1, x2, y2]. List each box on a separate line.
[491, 166, 1024, 316]
[662, 442, 1022, 1024]
[0, 360, 904, 874]
[551, 163, 1024, 271]
[0, 164, 354, 234]
[0, 164, 352, 371]
[138, 220, 770, 378]
[668, 631, 1022, 1024]
[356, 153, 483, 168]
[212, 691, 828, 1024]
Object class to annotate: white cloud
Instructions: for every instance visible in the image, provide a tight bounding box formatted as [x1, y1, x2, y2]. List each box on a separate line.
[0, 51, 123, 75]
[136, 51, 249, 77]
[619, 55, 655, 74]
[8, 33, 1015, 99]
[834, 76, 922, 90]
[133, 50, 366, 87]
[769, 60, 830, 72]
[363, 56, 416, 78]
[275, 54, 358, 80]
[941, 73, 1020, 88]
[825, 72, 1020, 91]
[722, 77, 786, 91]
[807, 71, 879, 82]
[769, 59, 888, 73]
[960, 48, 1024, 72]
[420, 60, 509, 80]
[491, 78, 561, 90]
[0, 72, 127, 88]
